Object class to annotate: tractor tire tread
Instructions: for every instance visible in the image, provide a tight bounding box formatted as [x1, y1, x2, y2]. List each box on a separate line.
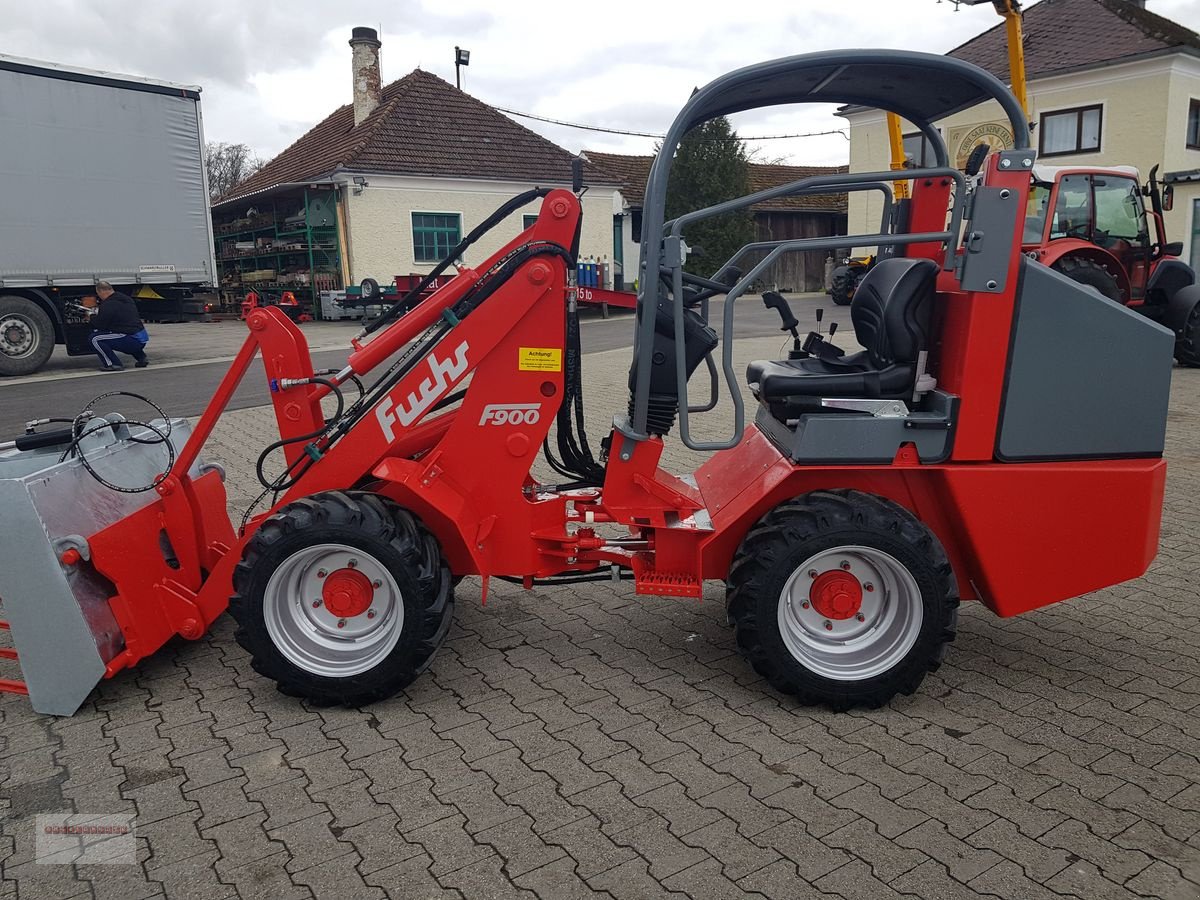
[726, 488, 957, 711]
[1174, 297, 1200, 367]
[229, 490, 453, 707]
[1053, 256, 1122, 303]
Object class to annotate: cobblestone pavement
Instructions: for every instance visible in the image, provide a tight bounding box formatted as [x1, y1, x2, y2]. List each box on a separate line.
[2, 332, 1199, 900]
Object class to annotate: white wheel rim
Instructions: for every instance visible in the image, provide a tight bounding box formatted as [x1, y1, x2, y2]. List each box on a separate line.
[0, 314, 37, 358]
[262, 543, 405, 678]
[777, 545, 923, 682]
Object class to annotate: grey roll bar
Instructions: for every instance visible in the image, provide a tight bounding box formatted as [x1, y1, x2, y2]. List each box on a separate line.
[629, 49, 1033, 438]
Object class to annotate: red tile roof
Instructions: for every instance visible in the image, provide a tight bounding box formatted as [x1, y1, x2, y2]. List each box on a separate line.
[948, 0, 1200, 81]
[217, 69, 619, 205]
[584, 152, 848, 213]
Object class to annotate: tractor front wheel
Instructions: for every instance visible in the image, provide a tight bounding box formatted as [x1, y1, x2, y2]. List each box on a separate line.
[230, 491, 453, 706]
[726, 490, 957, 710]
[1053, 256, 1121, 303]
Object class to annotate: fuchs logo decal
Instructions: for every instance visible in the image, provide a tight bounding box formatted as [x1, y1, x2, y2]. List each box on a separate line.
[479, 404, 541, 426]
[376, 341, 469, 441]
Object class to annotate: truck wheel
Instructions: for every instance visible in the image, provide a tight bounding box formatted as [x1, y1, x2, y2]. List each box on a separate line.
[230, 491, 454, 706]
[1174, 299, 1200, 368]
[726, 489, 957, 710]
[829, 269, 855, 306]
[1053, 256, 1121, 302]
[0, 295, 55, 376]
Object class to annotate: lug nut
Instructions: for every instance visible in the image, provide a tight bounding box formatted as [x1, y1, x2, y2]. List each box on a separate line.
[856, 613, 866, 622]
[317, 569, 328, 578]
[801, 601, 810, 609]
[372, 579, 382, 589]
[864, 583, 874, 592]
[348, 559, 358, 569]
[808, 569, 819, 578]
[367, 610, 376, 619]
[823, 620, 833, 631]
[840, 561, 851, 571]
[312, 600, 322, 608]
[337, 618, 346, 628]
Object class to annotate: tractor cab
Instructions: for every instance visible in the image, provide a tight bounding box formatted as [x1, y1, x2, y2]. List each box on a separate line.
[1022, 164, 1188, 306]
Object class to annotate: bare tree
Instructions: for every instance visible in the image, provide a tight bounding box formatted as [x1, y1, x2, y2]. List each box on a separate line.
[205, 142, 264, 201]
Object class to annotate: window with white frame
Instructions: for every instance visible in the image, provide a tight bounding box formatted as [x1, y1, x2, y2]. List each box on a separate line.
[523, 214, 538, 229]
[411, 213, 462, 263]
[1188, 99, 1200, 150]
[1039, 105, 1102, 157]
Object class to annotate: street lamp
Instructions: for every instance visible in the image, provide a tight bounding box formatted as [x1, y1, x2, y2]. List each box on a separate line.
[455, 46, 470, 90]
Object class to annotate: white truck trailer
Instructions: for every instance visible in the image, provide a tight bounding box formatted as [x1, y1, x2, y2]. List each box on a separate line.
[0, 54, 216, 375]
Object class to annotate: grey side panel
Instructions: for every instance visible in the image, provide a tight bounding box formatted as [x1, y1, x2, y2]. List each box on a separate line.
[0, 67, 211, 286]
[755, 391, 957, 465]
[997, 260, 1173, 460]
[959, 182, 1023, 294]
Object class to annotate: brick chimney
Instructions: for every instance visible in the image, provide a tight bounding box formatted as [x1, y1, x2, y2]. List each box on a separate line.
[349, 27, 382, 127]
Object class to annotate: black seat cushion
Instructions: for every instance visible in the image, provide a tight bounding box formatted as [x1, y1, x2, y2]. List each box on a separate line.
[746, 257, 937, 411]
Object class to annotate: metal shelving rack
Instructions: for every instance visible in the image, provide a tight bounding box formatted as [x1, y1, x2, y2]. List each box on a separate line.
[213, 188, 343, 317]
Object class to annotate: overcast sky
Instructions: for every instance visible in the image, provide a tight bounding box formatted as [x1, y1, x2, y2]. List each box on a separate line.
[3, 0, 1199, 167]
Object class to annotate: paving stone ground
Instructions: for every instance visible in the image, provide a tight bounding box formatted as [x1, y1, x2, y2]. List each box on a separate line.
[2, 330, 1199, 900]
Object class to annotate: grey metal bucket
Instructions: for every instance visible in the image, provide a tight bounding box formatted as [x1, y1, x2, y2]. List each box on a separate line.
[0, 416, 220, 715]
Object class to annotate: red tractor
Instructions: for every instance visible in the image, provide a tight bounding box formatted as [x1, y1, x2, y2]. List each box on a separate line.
[833, 161, 1200, 365]
[0, 50, 1176, 716]
[1023, 163, 1198, 365]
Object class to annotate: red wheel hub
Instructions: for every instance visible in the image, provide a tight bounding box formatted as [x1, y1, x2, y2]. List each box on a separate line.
[809, 570, 863, 620]
[322, 568, 375, 618]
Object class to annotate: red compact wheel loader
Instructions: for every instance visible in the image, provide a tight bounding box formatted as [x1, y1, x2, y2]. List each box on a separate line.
[0, 50, 1175, 716]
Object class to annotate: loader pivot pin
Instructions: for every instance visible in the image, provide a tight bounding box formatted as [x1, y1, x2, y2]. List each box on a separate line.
[808, 570, 863, 621]
[321, 568, 375, 618]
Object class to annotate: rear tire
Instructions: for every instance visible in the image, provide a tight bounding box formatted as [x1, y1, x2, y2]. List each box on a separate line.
[726, 489, 957, 710]
[0, 295, 55, 376]
[1053, 256, 1122, 303]
[230, 491, 453, 706]
[1173, 299, 1200, 368]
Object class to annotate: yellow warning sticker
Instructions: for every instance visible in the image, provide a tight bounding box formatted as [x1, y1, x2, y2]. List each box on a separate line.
[518, 347, 562, 372]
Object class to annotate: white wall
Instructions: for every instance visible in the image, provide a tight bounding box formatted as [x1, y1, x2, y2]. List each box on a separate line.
[843, 54, 1200, 263]
[337, 174, 621, 284]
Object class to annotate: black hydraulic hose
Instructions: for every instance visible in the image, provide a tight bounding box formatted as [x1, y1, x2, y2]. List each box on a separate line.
[54, 391, 175, 494]
[253, 377, 344, 491]
[363, 187, 554, 336]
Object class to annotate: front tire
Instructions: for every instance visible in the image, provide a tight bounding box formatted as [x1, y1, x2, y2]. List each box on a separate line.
[726, 490, 957, 710]
[0, 295, 55, 376]
[1053, 256, 1122, 303]
[230, 491, 453, 706]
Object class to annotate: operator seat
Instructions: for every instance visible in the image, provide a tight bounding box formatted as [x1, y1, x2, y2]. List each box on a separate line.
[747, 257, 936, 419]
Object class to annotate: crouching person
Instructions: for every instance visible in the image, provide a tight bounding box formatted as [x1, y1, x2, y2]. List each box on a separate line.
[90, 281, 149, 371]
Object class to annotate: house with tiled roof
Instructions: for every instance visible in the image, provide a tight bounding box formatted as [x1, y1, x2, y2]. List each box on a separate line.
[584, 152, 849, 291]
[210, 27, 622, 311]
[841, 0, 1200, 265]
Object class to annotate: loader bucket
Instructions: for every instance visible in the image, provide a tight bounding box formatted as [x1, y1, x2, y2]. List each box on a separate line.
[0, 415, 223, 716]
